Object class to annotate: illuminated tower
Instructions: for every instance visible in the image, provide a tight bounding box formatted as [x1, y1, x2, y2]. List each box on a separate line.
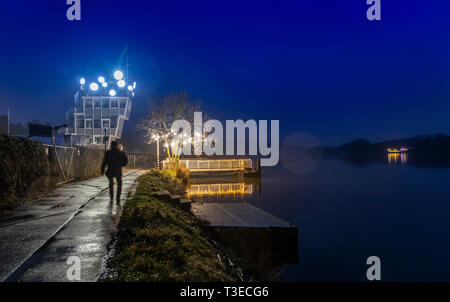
[66, 71, 136, 146]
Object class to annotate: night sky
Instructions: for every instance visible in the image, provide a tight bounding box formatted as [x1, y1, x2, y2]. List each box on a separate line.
[1, 0, 450, 146]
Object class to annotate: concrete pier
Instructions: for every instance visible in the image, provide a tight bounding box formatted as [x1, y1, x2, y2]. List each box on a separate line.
[191, 202, 294, 228]
[191, 202, 299, 271]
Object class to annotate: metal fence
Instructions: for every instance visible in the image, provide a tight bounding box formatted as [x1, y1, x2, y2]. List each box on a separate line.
[44, 145, 76, 183]
[43, 146, 157, 184]
[126, 152, 158, 170]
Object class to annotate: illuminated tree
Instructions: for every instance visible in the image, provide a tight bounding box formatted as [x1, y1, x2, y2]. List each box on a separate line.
[138, 91, 204, 170]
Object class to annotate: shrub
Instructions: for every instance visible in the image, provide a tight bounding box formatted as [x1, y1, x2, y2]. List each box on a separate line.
[0, 135, 53, 210]
[176, 167, 190, 185]
[0, 135, 107, 212]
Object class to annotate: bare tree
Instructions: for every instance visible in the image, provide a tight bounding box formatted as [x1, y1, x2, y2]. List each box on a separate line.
[138, 91, 203, 170]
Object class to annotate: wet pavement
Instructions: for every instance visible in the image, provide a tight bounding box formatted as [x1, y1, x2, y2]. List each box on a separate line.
[0, 170, 144, 282]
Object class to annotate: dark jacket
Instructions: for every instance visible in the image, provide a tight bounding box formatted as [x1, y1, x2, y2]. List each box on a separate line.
[101, 148, 128, 176]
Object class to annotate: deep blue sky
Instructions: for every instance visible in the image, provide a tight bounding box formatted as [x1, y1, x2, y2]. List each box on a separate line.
[1, 0, 450, 145]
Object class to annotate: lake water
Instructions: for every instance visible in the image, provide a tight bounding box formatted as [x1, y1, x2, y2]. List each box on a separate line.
[188, 155, 450, 281]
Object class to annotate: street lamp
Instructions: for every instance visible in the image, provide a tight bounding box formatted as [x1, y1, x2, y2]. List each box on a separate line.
[103, 123, 110, 152]
[150, 131, 162, 169]
[154, 134, 161, 169]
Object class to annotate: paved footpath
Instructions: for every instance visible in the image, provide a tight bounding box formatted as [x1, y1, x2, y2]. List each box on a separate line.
[0, 170, 144, 282]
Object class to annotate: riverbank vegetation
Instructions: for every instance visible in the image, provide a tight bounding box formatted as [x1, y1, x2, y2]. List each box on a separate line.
[103, 169, 236, 281]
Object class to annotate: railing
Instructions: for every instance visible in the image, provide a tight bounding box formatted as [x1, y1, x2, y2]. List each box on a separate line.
[163, 158, 253, 172]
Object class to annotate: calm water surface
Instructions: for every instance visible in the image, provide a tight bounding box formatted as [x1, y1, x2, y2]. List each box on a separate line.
[189, 157, 450, 281]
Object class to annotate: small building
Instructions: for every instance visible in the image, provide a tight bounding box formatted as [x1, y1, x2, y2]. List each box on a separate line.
[65, 71, 135, 146]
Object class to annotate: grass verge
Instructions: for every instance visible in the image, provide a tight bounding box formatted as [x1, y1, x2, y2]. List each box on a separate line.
[103, 169, 236, 282]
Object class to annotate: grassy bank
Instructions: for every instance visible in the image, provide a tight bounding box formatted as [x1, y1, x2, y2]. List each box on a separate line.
[104, 169, 236, 282]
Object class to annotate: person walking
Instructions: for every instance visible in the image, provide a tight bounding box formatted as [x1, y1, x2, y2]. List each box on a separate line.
[101, 141, 128, 203]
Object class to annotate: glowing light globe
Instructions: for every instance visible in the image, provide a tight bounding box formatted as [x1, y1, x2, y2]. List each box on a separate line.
[113, 70, 123, 80]
[80, 78, 86, 85]
[117, 80, 125, 88]
[98, 76, 105, 83]
[109, 89, 116, 96]
[102, 82, 107, 88]
[90, 83, 99, 91]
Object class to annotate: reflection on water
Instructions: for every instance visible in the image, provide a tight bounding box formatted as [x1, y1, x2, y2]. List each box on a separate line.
[260, 151, 450, 281]
[187, 183, 253, 198]
[189, 149, 450, 281]
[188, 175, 261, 203]
[388, 152, 408, 164]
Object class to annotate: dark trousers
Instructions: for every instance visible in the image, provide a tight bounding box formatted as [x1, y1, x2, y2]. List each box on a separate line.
[107, 174, 122, 202]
